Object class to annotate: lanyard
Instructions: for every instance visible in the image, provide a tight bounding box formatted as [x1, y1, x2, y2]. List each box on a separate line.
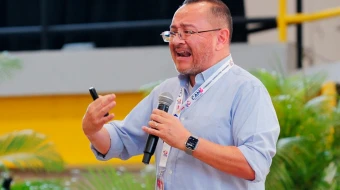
[158, 57, 234, 169]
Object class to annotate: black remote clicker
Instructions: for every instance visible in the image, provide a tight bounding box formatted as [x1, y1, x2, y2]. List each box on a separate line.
[89, 87, 109, 117]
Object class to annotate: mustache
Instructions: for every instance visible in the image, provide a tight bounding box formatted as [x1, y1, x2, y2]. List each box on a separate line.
[173, 44, 191, 51]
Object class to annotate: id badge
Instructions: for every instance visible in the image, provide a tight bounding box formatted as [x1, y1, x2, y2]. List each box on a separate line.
[156, 170, 165, 190]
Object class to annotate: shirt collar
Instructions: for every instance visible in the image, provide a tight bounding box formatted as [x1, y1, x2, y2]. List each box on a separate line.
[178, 54, 232, 88]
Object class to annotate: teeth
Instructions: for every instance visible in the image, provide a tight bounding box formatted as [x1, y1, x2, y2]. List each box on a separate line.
[176, 50, 191, 57]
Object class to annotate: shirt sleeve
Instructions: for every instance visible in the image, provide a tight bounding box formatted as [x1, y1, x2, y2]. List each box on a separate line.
[232, 82, 280, 183]
[90, 87, 159, 161]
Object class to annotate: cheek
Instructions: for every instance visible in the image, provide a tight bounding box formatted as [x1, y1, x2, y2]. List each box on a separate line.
[187, 40, 203, 54]
[190, 45, 203, 58]
[169, 44, 176, 56]
[197, 41, 213, 54]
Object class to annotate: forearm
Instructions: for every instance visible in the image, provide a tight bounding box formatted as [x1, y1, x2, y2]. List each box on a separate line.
[86, 127, 111, 155]
[191, 138, 255, 180]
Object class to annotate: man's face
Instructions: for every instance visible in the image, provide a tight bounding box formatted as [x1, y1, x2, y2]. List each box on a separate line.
[169, 3, 217, 75]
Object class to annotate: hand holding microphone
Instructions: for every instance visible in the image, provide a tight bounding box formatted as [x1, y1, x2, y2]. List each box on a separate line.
[142, 92, 174, 164]
[142, 92, 192, 164]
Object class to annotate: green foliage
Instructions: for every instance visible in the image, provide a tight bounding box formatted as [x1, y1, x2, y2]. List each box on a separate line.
[0, 130, 65, 172]
[252, 69, 340, 190]
[70, 167, 155, 190]
[252, 69, 326, 101]
[0, 52, 22, 82]
[2, 166, 156, 190]
[10, 179, 65, 190]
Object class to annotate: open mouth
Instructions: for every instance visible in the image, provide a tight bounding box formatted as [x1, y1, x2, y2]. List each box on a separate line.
[176, 50, 192, 57]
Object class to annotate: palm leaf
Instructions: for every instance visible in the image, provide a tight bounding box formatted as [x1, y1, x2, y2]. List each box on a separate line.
[275, 137, 314, 172]
[267, 136, 328, 189]
[281, 72, 325, 100]
[256, 69, 340, 189]
[266, 159, 294, 190]
[253, 69, 326, 101]
[0, 130, 65, 172]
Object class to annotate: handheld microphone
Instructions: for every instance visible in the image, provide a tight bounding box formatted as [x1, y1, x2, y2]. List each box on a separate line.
[142, 92, 174, 164]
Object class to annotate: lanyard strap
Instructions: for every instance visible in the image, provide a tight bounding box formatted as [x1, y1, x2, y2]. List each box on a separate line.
[159, 57, 234, 169]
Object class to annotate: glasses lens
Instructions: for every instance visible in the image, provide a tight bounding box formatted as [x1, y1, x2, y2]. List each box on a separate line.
[160, 31, 170, 42]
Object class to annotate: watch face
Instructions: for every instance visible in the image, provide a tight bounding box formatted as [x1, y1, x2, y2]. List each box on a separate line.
[186, 136, 198, 150]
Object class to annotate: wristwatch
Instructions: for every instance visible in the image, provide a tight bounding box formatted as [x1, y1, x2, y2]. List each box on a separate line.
[185, 135, 199, 155]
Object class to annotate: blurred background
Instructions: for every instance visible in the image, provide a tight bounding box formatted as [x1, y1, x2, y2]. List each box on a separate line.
[0, 0, 339, 189]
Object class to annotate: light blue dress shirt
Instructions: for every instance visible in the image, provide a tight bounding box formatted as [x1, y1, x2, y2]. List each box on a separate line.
[91, 55, 280, 190]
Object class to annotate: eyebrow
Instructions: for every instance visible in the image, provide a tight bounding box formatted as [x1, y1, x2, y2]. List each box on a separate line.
[170, 23, 196, 29]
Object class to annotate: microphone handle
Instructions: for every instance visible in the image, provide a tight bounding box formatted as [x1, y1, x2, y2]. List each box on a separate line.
[142, 103, 169, 164]
[157, 103, 170, 113]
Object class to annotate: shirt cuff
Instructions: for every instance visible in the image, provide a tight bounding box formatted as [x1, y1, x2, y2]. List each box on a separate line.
[90, 123, 124, 161]
[238, 145, 268, 183]
[90, 144, 108, 159]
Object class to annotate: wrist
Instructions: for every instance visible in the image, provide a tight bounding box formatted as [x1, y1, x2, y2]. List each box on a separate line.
[85, 130, 101, 140]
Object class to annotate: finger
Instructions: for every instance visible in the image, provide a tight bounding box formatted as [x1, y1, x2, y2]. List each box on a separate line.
[142, 126, 161, 137]
[86, 102, 99, 118]
[150, 113, 165, 124]
[152, 109, 165, 115]
[98, 113, 115, 125]
[91, 94, 115, 113]
[148, 120, 159, 129]
[101, 94, 116, 107]
[98, 101, 116, 118]
[153, 109, 172, 119]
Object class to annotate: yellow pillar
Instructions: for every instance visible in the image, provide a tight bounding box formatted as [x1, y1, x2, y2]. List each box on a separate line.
[277, 0, 287, 42]
[321, 81, 337, 108]
[321, 81, 337, 149]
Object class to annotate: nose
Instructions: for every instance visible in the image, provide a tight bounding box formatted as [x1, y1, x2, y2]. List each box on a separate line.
[177, 32, 184, 40]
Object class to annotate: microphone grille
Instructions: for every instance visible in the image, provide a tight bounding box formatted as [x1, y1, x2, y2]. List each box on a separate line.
[158, 92, 173, 106]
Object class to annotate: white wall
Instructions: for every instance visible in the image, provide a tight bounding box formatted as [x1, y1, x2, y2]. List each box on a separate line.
[245, 0, 340, 66]
[0, 43, 294, 96]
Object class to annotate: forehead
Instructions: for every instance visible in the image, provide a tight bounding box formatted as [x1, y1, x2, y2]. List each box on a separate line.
[170, 2, 212, 29]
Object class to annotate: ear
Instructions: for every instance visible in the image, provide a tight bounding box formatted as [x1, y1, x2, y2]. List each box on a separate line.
[216, 29, 229, 51]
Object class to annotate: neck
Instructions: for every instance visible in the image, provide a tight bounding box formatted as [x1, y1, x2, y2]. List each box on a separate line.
[189, 75, 195, 87]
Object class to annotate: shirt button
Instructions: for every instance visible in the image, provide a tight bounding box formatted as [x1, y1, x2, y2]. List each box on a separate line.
[168, 170, 172, 174]
[181, 117, 185, 121]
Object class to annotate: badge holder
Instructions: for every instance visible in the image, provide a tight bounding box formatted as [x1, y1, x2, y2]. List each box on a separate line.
[156, 169, 165, 190]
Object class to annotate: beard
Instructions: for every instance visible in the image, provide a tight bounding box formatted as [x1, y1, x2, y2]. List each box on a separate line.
[176, 62, 202, 75]
[175, 49, 212, 76]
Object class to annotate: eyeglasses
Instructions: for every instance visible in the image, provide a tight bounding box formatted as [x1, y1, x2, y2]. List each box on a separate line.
[160, 28, 221, 42]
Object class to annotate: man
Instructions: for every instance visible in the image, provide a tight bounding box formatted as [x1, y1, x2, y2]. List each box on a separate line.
[82, 0, 280, 189]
